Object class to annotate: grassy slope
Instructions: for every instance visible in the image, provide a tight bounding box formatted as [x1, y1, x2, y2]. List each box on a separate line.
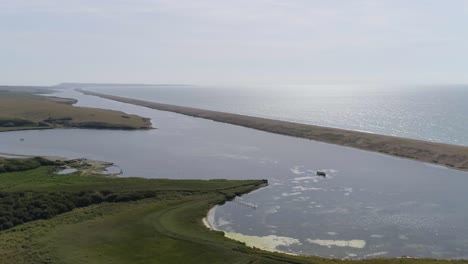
[0, 166, 467, 264]
[0, 166, 260, 193]
[0, 91, 151, 131]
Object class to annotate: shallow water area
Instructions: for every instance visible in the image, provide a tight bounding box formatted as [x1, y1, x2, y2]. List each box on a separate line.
[103, 165, 123, 175]
[1, 89, 468, 259]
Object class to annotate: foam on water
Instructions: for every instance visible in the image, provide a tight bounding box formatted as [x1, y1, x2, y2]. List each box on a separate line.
[292, 186, 322, 191]
[290, 166, 305, 175]
[306, 239, 366, 249]
[224, 232, 302, 253]
[281, 192, 302, 197]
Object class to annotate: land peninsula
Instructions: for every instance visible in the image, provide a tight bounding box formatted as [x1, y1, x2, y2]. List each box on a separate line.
[1, 158, 465, 264]
[0, 86, 467, 263]
[78, 89, 468, 172]
[0, 87, 151, 132]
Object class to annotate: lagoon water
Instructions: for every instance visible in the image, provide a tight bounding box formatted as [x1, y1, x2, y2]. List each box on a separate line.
[78, 84, 468, 146]
[1, 89, 468, 258]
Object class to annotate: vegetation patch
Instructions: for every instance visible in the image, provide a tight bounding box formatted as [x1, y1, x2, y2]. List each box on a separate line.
[0, 118, 38, 127]
[0, 90, 152, 132]
[0, 190, 166, 230]
[0, 157, 59, 174]
[0, 158, 466, 263]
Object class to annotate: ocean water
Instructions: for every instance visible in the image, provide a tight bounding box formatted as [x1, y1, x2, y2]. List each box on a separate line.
[2, 89, 468, 259]
[73, 84, 468, 146]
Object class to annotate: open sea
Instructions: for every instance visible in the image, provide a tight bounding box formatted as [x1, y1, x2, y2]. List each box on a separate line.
[3, 85, 468, 259]
[77, 84, 468, 146]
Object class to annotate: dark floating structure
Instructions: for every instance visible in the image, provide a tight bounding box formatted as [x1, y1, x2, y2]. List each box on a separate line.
[316, 171, 327, 177]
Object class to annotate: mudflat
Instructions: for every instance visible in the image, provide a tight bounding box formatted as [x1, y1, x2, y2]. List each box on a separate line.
[78, 89, 468, 172]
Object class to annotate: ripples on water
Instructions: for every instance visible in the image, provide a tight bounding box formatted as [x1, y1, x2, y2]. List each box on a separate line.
[212, 164, 468, 259]
[2, 88, 468, 259]
[83, 84, 468, 146]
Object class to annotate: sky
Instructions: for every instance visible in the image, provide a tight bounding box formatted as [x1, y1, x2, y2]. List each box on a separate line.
[1, 0, 468, 86]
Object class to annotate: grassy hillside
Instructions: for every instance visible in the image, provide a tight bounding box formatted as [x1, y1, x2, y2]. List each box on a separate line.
[0, 91, 152, 131]
[0, 160, 466, 264]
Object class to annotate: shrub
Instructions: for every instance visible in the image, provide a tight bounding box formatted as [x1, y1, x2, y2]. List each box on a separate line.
[0, 190, 159, 231]
[0, 157, 60, 174]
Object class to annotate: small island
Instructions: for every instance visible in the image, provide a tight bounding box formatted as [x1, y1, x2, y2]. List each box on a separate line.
[0, 87, 152, 132]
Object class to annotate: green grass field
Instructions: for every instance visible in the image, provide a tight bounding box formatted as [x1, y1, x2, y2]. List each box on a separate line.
[0, 161, 466, 264]
[0, 90, 152, 131]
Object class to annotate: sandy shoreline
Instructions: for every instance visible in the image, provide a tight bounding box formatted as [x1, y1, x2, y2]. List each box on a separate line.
[78, 89, 468, 172]
[202, 205, 300, 255]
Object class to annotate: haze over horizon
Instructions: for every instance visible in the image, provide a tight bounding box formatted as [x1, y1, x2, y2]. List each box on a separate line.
[1, 0, 468, 86]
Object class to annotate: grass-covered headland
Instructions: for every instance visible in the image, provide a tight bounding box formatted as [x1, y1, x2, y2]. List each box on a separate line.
[0, 158, 466, 264]
[0, 88, 151, 132]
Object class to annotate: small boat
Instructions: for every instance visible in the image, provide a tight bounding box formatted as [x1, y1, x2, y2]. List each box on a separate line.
[316, 171, 326, 177]
[20, 138, 24, 141]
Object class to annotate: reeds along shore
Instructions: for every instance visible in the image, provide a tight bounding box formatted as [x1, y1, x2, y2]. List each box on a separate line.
[77, 89, 468, 172]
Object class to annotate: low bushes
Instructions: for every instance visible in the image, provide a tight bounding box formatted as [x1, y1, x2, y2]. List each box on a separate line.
[0, 157, 59, 174]
[0, 118, 37, 127]
[0, 190, 161, 230]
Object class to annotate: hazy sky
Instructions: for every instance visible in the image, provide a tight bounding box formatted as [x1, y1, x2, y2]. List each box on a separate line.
[1, 0, 468, 86]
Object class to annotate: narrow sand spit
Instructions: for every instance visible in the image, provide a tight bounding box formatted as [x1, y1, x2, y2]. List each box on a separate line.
[78, 89, 468, 172]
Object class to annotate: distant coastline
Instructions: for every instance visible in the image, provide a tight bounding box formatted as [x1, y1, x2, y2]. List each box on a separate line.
[78, 88, 468, 172]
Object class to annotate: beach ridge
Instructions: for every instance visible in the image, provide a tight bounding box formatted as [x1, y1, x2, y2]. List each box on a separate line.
[77, 89, 468, 172]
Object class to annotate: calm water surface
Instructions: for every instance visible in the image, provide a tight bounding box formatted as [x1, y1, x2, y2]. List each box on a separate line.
[1, 89, 468, 259]
[78, 84, 468, 146]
